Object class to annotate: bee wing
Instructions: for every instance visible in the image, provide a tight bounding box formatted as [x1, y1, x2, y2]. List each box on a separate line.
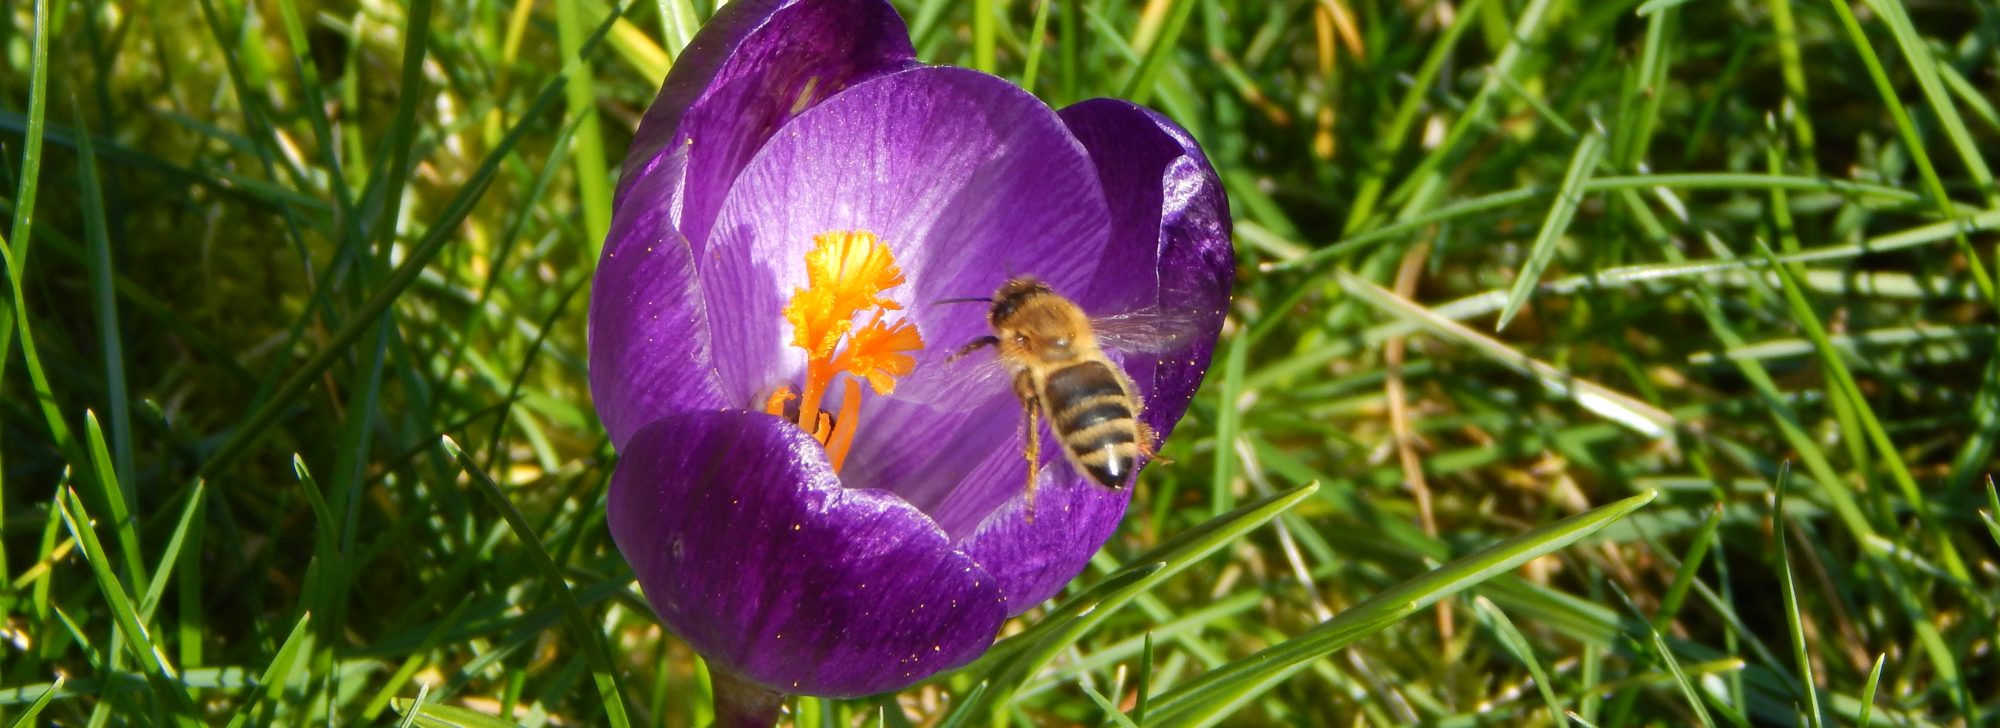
[897, 349, 1013, 406]
[1090, 306, 1205, 354]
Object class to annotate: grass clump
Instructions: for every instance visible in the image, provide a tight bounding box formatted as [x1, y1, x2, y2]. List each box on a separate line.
[3, 0, 1996, 725]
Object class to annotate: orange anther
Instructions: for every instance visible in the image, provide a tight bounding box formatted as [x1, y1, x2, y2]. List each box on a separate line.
[776, 231, 926, 473]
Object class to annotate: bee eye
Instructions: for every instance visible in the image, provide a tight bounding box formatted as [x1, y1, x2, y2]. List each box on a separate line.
[1055, 337, 1071, 348]
[1012, 334, 1029, 346]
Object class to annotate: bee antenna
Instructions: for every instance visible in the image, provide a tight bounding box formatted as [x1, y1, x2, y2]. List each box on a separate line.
[933, 296, 991, 306]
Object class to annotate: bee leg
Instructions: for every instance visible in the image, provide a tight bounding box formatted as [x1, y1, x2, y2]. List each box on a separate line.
[1023, 401, 1043, 519]
[947, 336, 1000, 363]
[1135, 420, 1171, 465]
[1014, 370, 1042, 520]
[1124, 383, 1171, 466]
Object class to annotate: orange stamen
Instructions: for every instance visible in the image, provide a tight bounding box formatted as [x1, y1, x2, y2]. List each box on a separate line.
[826, 378, 864, 471]
[764, 387, 797, 417]
[810, 409, 834, 443]
[796, 366, 836, 450]
[775, 231, 926, 473]
[834, 313, 925, 396]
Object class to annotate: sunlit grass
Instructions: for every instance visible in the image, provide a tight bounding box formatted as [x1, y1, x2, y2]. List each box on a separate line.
[3, 0, 1995, 725]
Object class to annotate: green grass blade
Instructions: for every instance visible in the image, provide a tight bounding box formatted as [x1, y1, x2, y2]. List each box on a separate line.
[137, 481, 206, 620]
[959, 564, 1163, 721]
[1131, 632, 1154, 725]
[1470, 596, 1563, 724]
[1078, 680, 1139, 728]
[1765, 0, 1816, 167]
[366, 0, 434, 253]
[4, 675, 64, 728]
[1020, 0, 1053, 91]
[1119, 0, 1197, 105]
[55, 488, 201, 725]
[1613, 6, 1673, 172]
[1773, 465, 1822, 728]
[319, 317, 391, 715]
[1855, 0, 1996, 205]
[1378, 0, 1557, 219]
[1648, 613, 1717, 728]
[1340, 271, 1676, 439]
[291, 450, 344, 715]
[1652, 502, 1724, 629]
[1685, 238, 1970, 715]
[559, 0, 613, 250]
[583, 0, 671, 80]
[1983, 479, 2000, 548]
[361, 597, 478, 720]
[1274, 172, 1963, 275]
[973, 0, 997, 72]
[1857, 653, 1884, 727]
[656, 0, 700, 57]
[1058, 0, 1079, 99]
[269, 0, 355, 216]
[3, 0, 49, 265]
[442, 436, 632, 728]
[1755, 239, 1968, 583]
[1208, 332, 1247, 517]
[1635, 0, 1696, 15]
[82, 411, 145, 593]
[195, 77, 568, 480]
[1496, 133, 1604, 331]
[1341, 0, 1487, 235]
[222, 611, 314, 728]
[1822, 0, 1993, 300]
[935, 682, 987, 728]
[396, 682, 432, 728]
[1937, 61, 2000, 131]
[1143, 490, 1656, 727]
[395, 699, 523, 728]
[949, 483, 1318, 721]
[73, 100, 134, 498]
[0, 0, 79, 474]
[1947, 349, 2000, 491]
[1605, 581, 1719, 728]
[19, 489, 65, 670]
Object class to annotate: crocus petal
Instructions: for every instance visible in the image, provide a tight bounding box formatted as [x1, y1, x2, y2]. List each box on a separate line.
[590, 144, 729, 449]
[953, 100, 1236, 611]
[698, 65, 1111, 411]
[616, 0, 917, 251]
[957, 460, 1135, 611]
[1059, 98, 1234, 442]
[608, 410, 1006, 697]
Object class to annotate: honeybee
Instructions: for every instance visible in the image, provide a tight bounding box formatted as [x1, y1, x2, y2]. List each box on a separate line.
[946, 277, 1192, 510]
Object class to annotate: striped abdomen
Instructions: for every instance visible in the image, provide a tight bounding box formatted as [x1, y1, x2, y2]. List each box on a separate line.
[1044, 360, 1139, 487]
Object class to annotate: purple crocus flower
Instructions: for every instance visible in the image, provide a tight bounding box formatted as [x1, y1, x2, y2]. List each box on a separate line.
[589, 0, 1233, 709]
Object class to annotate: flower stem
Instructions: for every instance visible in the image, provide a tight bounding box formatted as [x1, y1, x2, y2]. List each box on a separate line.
[710, 670, 786, 728]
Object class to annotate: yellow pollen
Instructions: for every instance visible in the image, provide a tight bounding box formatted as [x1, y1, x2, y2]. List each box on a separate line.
[775, 231, 925, 472]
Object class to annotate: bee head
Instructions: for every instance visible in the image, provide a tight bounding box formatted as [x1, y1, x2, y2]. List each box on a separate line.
[994, 276, 1048, 299]
[989, 276, 1050, 327]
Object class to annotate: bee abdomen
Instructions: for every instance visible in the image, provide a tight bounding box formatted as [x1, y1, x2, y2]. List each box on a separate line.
[1046, 362, 1140, 487]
